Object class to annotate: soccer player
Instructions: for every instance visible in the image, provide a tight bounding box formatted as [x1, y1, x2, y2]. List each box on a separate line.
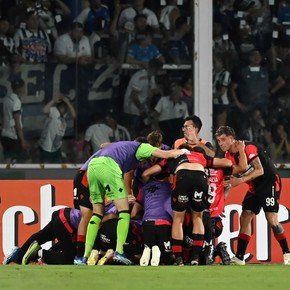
[133, 160, 174, 266]
[3, 208, 81, 265]
[73, 159, 93, 263]
[173, 115, 215, 157]
[141, 143, 232, 265]
[81, 140, 186, 265]
[215, 126, 290, 265]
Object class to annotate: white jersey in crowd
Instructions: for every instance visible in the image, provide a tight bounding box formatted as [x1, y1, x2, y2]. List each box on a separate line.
[39, 107, 67, 152]
[85, 123, 113, 152]
[54, 33, 92, 58]
[154, 96, 189, 121]
[1, 93, 22, 140]
[213, 69, 230, 105]
[113, 124, 131, 141]
[118, 7, 159, 29]
[159, 5, 178, 30]
[123, 69, 156, 116]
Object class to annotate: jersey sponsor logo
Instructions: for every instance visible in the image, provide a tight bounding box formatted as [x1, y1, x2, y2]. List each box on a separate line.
[146, 185, 160, 193]
[177, 195, 189, 203]
[193, 191, 203, 200]
[163, 241, 171, 252]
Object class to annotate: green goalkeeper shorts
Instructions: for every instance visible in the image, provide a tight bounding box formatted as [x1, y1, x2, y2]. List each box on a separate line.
[87, 156, 128, 204]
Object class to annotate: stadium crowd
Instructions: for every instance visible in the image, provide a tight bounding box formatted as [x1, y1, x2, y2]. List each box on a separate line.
[0, 0, 290, 164]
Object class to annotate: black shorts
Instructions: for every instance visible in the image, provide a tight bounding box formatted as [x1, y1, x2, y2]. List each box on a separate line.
[97, 219, 142, 256]
[242, 175, 281, 215]
[172, 170, 209, 212]
[142, 220, 172, 264]
[73, 170, 92, 210]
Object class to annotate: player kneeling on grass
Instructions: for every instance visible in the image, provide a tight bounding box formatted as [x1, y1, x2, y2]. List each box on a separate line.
[3, 208, 81, 265]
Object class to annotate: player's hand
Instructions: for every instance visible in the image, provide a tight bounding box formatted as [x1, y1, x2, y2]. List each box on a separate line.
[235, 140, 245, 152]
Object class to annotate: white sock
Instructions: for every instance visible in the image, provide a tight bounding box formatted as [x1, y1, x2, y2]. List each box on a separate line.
[38, 249, 43, 258]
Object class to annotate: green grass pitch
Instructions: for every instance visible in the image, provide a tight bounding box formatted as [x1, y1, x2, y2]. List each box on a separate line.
[1, 265, 290, 290]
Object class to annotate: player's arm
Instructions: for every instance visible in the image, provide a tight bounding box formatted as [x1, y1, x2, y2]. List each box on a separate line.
[232, 140, 248, 175]
[124, 170, 134, 195]
[131, 202, 143, 219]
[228, 156, 264, 187]
[141, 164, 163, 183]
[212, 157, 232, 168]
[151, 148, 185, 159]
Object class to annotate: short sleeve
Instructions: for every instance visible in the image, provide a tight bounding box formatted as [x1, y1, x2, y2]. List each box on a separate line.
[135, 143, 158, 160]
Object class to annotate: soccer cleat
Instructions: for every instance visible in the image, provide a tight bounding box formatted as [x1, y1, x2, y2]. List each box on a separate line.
[3, 247, 21, 265]
[74, 256, 88, 265]
[22, 241, 41, 265]
[230, 256, 245, 266]
[202, 244, 215, 265]
[87, 249, 99, 266]
[283, 253, 290, 265]
[174, 256, 184, 266]
[150, 245, 161, 266]
[140, 246, 151, 266]
[113, 251, 133, 265]
[215, 242, 231, 265]
[97, 249, 114, 266]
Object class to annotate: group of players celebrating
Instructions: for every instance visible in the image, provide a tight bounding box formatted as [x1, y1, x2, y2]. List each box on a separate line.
[3, 115, 290, 266]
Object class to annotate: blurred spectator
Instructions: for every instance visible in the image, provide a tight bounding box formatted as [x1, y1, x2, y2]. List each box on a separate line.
[159, 0, 181, 38]
[84, 114, 113, 157]
[240, 108, 269, 147]
[123, 58, 163, 138]
[0, 19, 16, 66]
[38, 94, 76, 163]
[165, 16, 191, 64]
[181, 75, 193, 115]
[126, 30, 164, 68]
[36, 0, 71, 40]
[110, 12, 149, 63]
[105, 112, 131, 141]
[14, 11, 52, 63]
[212, 21, 238, 68]
[213, 54, 231, 130]
[271, 123, 290, 163]
[75, 0, 110, 34]
[276, 0, 290, 48]
[1, 78, 30, 163]
[230, 50, 284, 133]
[53, 22, 93, 65]
[117, 0, 159, 32]
[152, 82, 188, 146]
[235, 24, 258, 63]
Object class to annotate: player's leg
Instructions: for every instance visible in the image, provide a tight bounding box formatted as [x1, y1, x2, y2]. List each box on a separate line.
[231, 193, 257, 265]
[140, 221, 155, 266]
[156, 224, 174, 265]
[113, 197, 132, 265]
[73, 170, 93, 260]
[82, 158, 106, 263]
[190, 210, 204, 265]
[262, 175, 290, 264]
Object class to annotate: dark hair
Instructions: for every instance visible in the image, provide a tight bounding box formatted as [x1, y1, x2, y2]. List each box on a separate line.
[148, 58, 163, 71]
[11, 78, 25, 91]
[134, 14, 147, 22]
[215, 126, 236, 138]
[175, 16, 187, 30]
[184, 115, 202, 132]
[71, 22, 84, 30]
